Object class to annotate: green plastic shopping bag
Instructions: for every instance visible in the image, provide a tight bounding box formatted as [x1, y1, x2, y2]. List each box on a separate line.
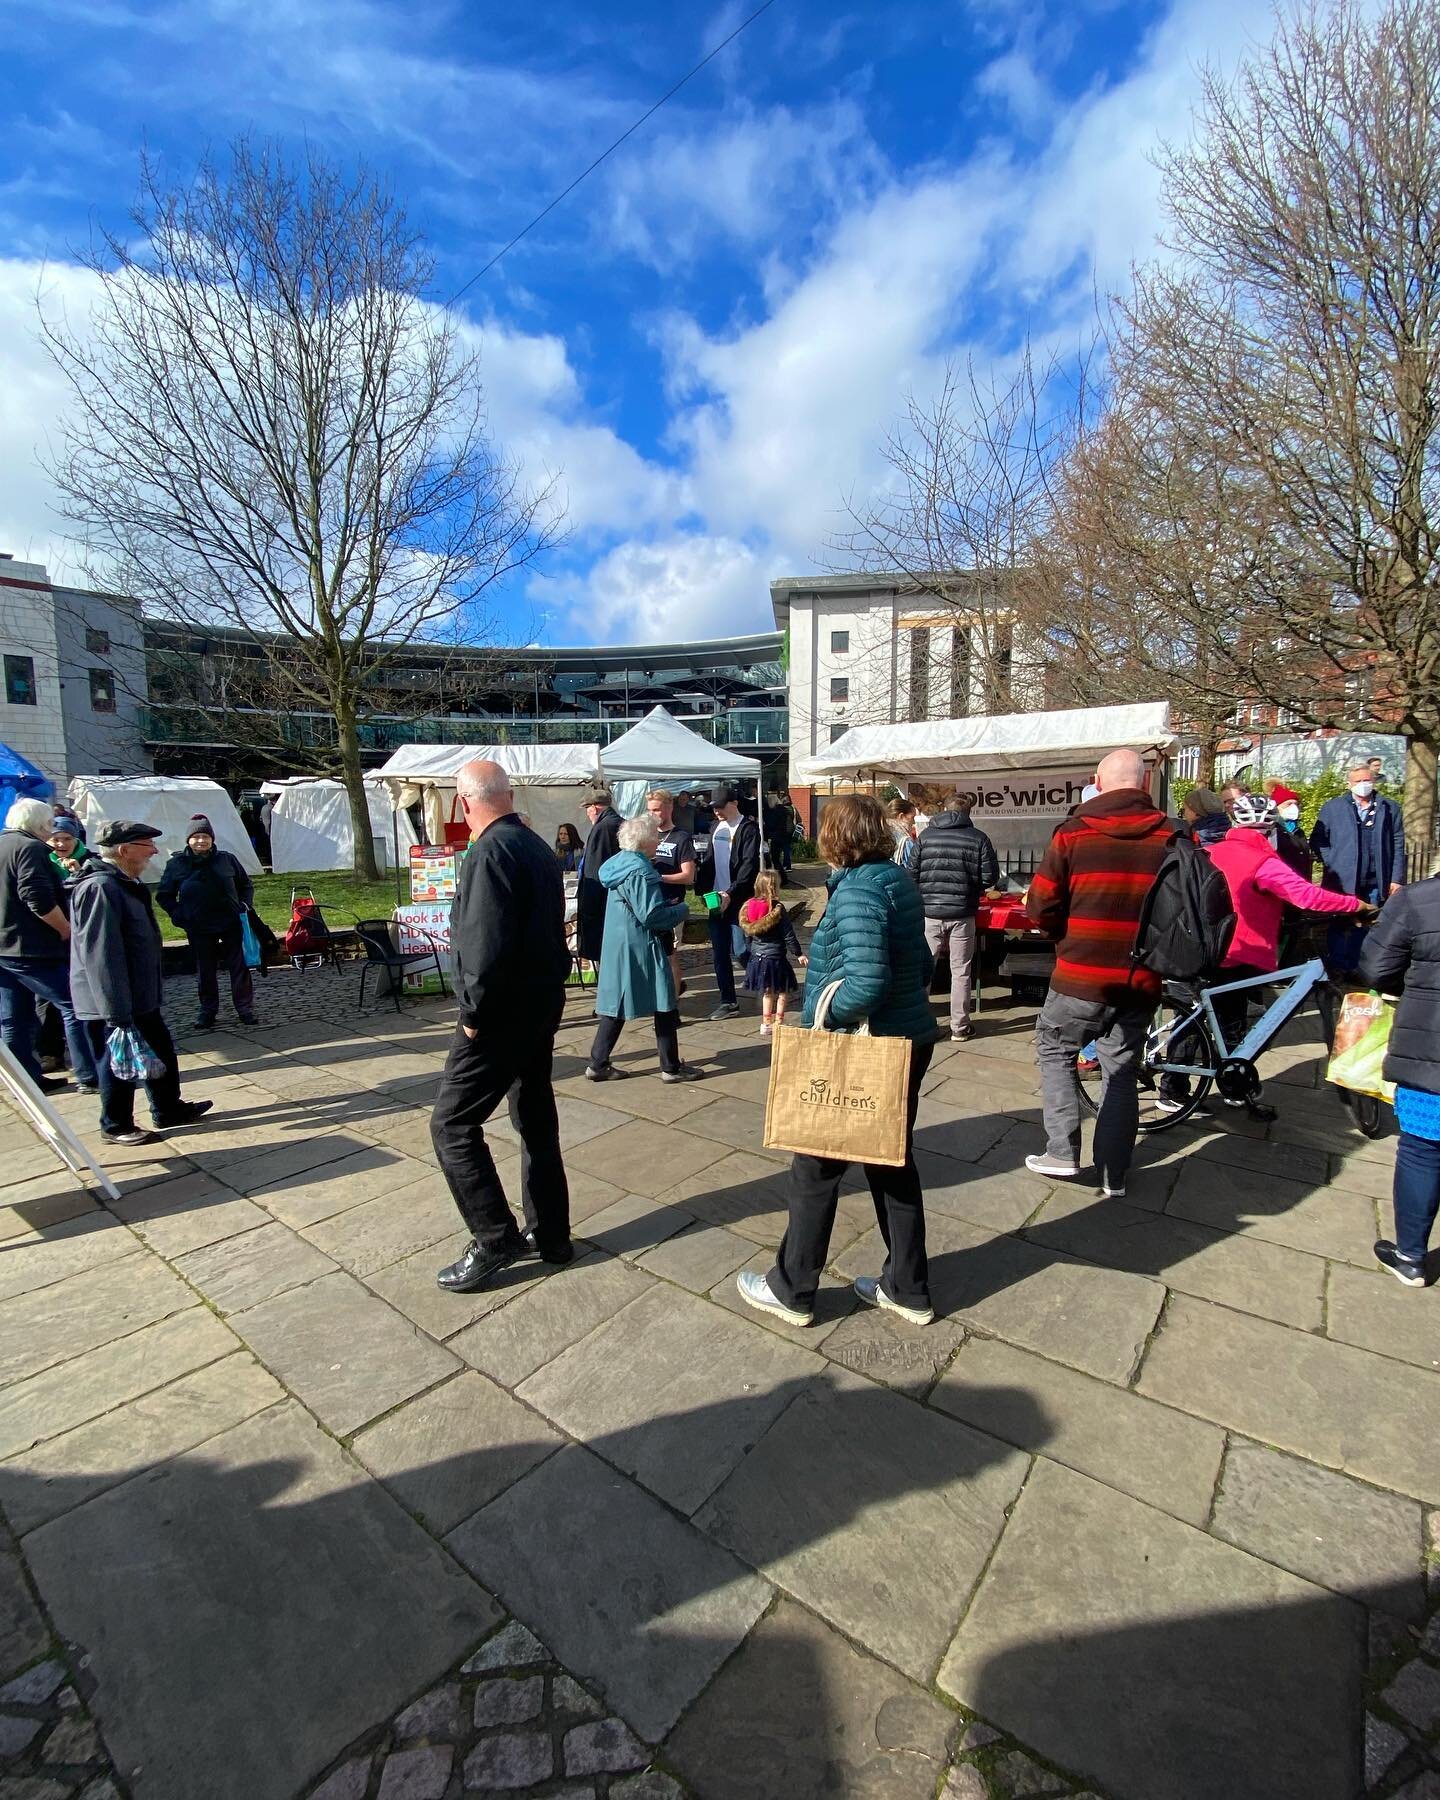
[1326, 991, 1396, 1103]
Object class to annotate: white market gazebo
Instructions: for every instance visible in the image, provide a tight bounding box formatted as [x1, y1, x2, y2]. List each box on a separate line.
[259, 777, 419, 874]
[374, 742, 601, 850]
[67, 775, 262, 882]
[599, 706, 763, 821]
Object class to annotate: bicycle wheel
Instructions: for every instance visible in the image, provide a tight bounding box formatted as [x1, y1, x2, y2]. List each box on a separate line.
[1074, 999, 1217, 1133]
[1344, 1090, 1386, 1139]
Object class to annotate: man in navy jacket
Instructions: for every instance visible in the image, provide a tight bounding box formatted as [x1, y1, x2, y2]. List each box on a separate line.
[1311, 763, 1406, 973]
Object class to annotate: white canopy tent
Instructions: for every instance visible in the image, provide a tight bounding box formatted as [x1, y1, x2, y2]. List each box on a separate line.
[797, 702, 1176, 867]
[599, 706, 763, 822]
[375, 742, 601, 850]
[68, 775, 263, 882]
[260, 777, 419, 874]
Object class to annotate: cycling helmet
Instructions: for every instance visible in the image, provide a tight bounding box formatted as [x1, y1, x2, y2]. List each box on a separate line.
[1229, 792, 1278, 829]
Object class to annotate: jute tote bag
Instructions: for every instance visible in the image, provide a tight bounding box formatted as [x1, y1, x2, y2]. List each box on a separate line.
[762, 980, 913, 1167]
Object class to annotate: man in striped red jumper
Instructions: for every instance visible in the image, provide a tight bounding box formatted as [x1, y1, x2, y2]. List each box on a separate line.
[1022, 748, 1174, 1200]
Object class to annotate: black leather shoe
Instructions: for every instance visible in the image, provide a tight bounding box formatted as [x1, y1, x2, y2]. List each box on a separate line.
[436, 1239, 522, 1292]
[523, 1228, 575, 1266]
[153, 1099, 213, 1128]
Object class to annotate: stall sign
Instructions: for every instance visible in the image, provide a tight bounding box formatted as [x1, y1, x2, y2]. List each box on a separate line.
[963, 768, 1092, 819]
[409, 845, 459, 902]
[393, 903, 453, 992]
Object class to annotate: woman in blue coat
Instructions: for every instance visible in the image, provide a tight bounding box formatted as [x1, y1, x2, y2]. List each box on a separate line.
[587, 815, 704, 1085]
[738, 793, 940, 1329]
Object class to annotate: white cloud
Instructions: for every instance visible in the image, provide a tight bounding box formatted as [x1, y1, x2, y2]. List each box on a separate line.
[551, 535, 767, 643]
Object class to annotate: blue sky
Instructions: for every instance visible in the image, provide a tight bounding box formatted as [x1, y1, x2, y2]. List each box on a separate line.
[0, 0, 1272, 646]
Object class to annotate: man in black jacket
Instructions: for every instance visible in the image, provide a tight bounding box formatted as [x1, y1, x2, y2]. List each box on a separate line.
[695, 786, 760, 1019]
[912, 791, 999, 1041]
[431, 758, 572, 1294]
[0, 798, 98, 1093]
[575, 785, 623, 964]
[156, 814, 257, 1029]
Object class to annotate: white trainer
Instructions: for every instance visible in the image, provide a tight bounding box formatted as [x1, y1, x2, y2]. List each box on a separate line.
[853, 1274, 935, 1326]
[1025, 1153, 1081, 1179]
[736, 1269, 813, 1326]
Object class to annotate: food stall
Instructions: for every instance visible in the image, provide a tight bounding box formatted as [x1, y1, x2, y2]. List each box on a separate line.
[797, 702, 1176, 997]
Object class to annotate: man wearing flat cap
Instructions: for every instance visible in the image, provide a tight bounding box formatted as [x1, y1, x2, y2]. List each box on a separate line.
[575, 784, 622, 968]
[69, 821, 212, 1146]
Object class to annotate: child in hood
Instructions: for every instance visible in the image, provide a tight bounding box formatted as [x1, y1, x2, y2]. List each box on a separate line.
[739, 869, 806, 1035]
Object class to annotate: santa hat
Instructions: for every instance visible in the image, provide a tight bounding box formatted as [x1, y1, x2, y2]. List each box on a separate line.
[1268, 785, 1300, 805]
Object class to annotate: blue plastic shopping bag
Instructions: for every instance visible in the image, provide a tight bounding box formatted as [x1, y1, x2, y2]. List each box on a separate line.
[105, 1026, 165, 1084]
[239, 909, 263, 970]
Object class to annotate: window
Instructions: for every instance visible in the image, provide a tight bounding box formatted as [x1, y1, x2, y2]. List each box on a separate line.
[85, 626, 111, 656]
[89, 669, 116, 713]
[829, 722, 848, 743]
[830, 630, 849, 654]
[829, 677, 849, 703]
[907, 627, 930, 721]
[951, 626, 971, 719]
[4, 656, 35, 706]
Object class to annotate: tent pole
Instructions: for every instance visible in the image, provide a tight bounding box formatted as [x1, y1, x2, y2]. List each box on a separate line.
[393, 806, 402, 907]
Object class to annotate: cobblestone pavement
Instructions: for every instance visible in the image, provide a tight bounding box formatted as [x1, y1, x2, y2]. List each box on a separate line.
[0, 867, 1435, 1800]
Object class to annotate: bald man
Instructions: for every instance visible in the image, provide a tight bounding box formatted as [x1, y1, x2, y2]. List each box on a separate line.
[430, 758, 573, 1293]
[1023, 747, 1174, 1200]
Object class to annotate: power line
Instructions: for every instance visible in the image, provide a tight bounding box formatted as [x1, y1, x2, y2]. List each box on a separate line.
[448, 0, 780, 303]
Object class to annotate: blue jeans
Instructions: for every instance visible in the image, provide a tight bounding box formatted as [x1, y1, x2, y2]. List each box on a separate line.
[1393, 1131, 1440, 1264]
[708, 912, 738, 1005]
[0, 957, 98, 1087]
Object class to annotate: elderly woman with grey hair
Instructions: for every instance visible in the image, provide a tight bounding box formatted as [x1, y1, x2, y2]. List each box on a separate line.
[0, 796, 99, 1094]
[587, 813, 704, 1084]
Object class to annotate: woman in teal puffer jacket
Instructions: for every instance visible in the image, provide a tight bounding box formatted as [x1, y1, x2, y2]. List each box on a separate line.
[587, 813, 704, 1084]
[738, 794, 940, 1329]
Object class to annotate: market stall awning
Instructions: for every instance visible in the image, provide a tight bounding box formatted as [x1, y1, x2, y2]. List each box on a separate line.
[599, 706, 760, 783]
[374, 742, 600, 786]
[796, 703, 1176, 782]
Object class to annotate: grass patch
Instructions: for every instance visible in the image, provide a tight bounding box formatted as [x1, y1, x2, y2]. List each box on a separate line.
[157, 869, 404, 943]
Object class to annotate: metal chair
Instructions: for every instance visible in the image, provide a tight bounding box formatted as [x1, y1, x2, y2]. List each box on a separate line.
[354, 918, 447, 1012]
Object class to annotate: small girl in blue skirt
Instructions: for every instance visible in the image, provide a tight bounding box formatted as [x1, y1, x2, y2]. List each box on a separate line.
[740, 870, 807, 1036]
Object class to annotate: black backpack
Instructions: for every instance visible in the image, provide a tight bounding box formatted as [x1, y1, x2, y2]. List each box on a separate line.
[1131, 831, 1236, 981]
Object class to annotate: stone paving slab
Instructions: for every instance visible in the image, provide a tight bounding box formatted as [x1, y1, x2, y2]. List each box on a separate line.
[207, 1129, 380, 1197]
[665, 1597, 958, 1799]
[636, 1221, 757, 1293]
[361, 1230, 559, 1340]
[1210, 1440, 1426, 1619]
[0, 1213, 137, 1304]
[0, 1544, 48, 1673]
[299, 1176, 461, 1278]
[448, 1253, 654, 1388]
[232, 1271, 459, 1437]
[109, 1171, 272, 1259]
[1167, 1163, 1380, 1266]
[914, 1154, 1052, 1235]
[0, 1305, 239, 1461]
[447, 1443, 770, 1743]
[24, 1401, 498, 1800]
[485, 1095, 631, 1155]
[350, 1370, 562, 1535]
[836, 1213, 1165, 1385]
[931, 1336, 1226, 1527]
[561, 1118, 731, 1198]
[176, 1220, 338, 1314]
[518, 1282, 820, 1515]
[675, 1095, 788, 1159]
[696, 1367, 1029, 1682]
[252, 1144, 433, 1230]
[1327, 1264, 1440, 1373]
[1138, 1295, 1440, 1502]
[820, 1304, 968, 1398]
[0, 1255, 198, 1389]
[577, 1192, 695, 1260]
[938, 1459, 1365, 1800]
[0, 1353, 285, 1534]
[0, 1180, 97, 1242]
[1026, 1183, 1327, 1331]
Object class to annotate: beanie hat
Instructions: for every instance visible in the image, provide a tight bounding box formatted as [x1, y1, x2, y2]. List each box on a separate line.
[1268, 784, 1300, 805]
[187, 814, 216, 839]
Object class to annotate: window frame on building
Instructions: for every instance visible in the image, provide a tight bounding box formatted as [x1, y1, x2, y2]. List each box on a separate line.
[829, 629, 850, 655]
[3, 655, 36, 707]
[829, 676, 849, 703]
[85, 626, 112, 656]
[88, 668, 118, 713]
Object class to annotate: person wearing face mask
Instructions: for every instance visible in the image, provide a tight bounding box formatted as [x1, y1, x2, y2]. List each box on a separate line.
[1311, 763, 1406, 975]
[1264, 784, 1314, 879]
[1191, 793, 1372, 1121]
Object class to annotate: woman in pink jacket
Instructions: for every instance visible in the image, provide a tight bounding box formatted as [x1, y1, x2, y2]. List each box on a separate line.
[1203, 793, 1371, 1119]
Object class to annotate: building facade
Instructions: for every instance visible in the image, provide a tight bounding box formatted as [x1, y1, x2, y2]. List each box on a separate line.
[0, 558, 151, 785]
[773, 572, 1038, 828]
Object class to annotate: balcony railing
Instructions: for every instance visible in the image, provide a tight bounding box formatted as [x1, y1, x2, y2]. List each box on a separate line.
[140, 704, 789, 753]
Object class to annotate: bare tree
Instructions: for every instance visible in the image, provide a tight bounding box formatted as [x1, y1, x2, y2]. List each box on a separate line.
[837, 347, 1094, 720]
[1116, 0, 1440, 860]
[40, 140, 561, 876]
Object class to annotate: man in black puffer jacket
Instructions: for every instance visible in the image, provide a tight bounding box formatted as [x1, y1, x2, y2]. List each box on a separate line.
[912, 791, 999, 1041]
[156, 814, 257, 1029]
[1359, 871, 1440, 1285]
